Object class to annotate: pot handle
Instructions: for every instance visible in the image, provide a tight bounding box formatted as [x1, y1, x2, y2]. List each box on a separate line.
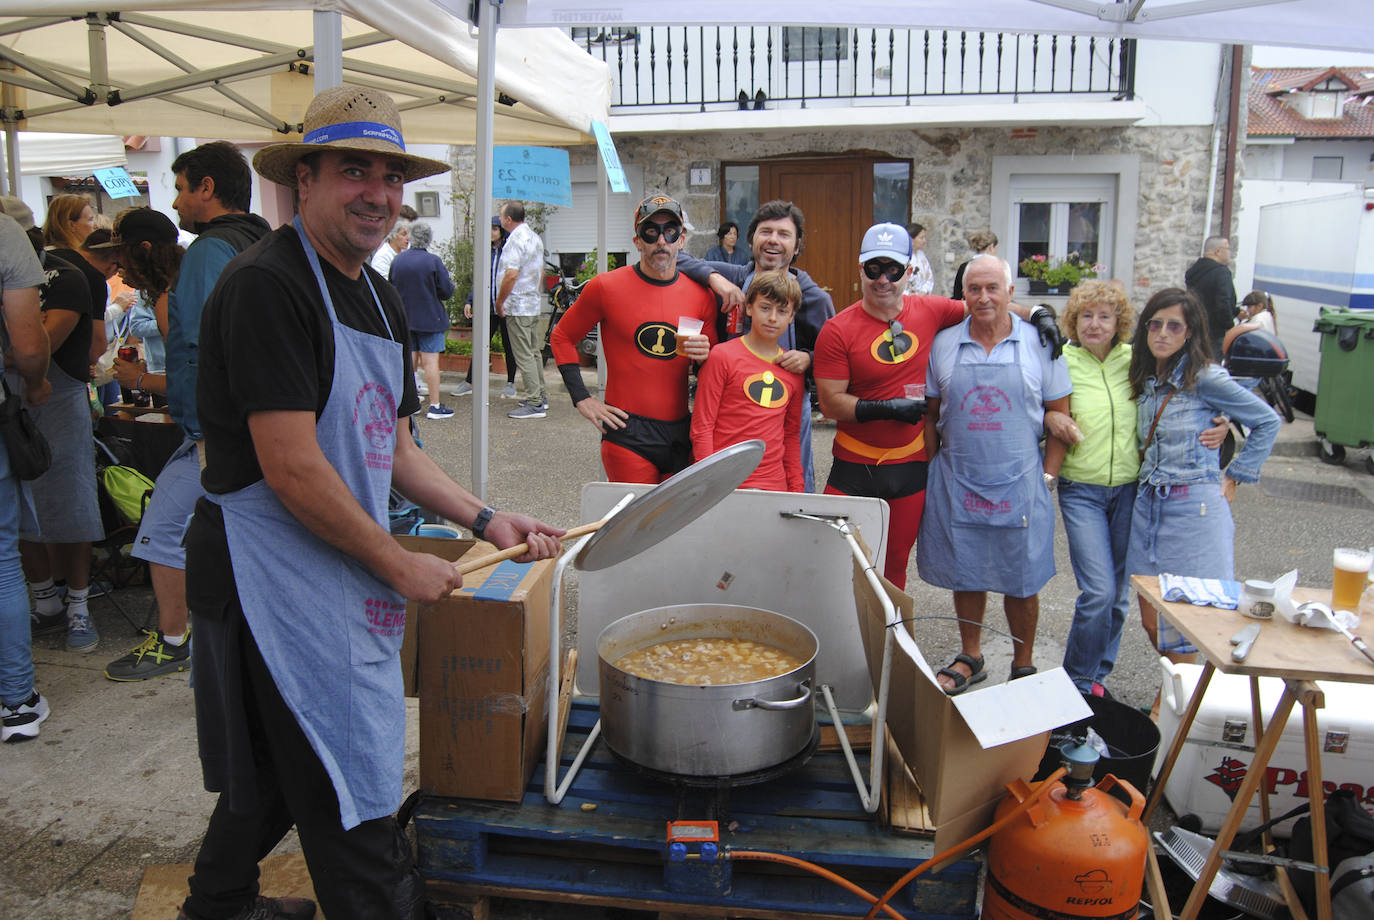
[733, 680, 812, 712]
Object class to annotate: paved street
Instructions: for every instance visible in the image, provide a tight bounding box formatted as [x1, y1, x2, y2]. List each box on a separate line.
[3, 363, 1372, 918]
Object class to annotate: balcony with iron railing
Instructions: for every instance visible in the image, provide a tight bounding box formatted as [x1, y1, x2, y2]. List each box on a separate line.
[573, 26, 1136, 113]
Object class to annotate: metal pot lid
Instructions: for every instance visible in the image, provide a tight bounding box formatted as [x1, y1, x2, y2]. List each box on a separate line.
[575, 439, 764, 572]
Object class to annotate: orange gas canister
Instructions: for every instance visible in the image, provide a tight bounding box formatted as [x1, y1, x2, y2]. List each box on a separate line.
[984, 743, 1149, 920]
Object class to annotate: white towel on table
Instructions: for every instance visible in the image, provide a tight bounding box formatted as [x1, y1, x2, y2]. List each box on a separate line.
[1160, 573, 1241, 609]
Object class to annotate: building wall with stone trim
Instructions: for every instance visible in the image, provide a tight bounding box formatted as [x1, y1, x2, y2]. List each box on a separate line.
[562, 123, 1222, 307]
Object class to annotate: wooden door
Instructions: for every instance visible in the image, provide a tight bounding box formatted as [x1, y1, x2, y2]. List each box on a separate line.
[764, 159, 871, 309]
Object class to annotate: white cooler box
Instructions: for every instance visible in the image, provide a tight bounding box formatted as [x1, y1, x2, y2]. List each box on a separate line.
[1155, 658, 1374, 836]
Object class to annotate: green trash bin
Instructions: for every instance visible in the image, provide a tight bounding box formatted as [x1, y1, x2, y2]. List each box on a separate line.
[1312, 308, 1374, 449]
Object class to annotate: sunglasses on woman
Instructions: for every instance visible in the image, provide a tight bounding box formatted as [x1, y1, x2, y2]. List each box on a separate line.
[638, 222, 683, 244]
[862, 259, 906, 283]
[1146, 318, 1186, 335]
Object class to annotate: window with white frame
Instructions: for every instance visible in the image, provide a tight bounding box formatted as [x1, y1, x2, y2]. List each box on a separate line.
[1312, 156, 1344, 180]
[1006, 173, 1116, 281]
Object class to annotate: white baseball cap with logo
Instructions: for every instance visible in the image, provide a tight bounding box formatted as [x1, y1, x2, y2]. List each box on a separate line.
[858, 222, 913, 264]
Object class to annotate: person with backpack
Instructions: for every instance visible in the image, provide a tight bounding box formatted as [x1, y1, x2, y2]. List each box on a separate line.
[101, 143, 271, 682]
[0, 201, 53, 741]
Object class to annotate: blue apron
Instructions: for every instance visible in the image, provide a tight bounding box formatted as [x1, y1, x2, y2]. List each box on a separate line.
[917, 332, 1056, 597]
[209, 218, 407, 830]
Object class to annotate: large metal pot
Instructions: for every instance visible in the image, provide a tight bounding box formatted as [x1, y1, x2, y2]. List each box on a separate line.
[597, 604, 817, 777]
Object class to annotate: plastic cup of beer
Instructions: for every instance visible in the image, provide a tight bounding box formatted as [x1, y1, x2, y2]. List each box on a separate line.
[904, 383, 926, 400]
[676, 316, 704, 356]
[1331, 547, 1373, 610]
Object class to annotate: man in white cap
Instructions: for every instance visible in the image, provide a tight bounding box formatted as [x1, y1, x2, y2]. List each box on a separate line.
[813, 223, 964, 590]
[178, 85, 563, 920]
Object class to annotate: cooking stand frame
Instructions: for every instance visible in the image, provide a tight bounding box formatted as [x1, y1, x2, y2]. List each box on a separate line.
[542, 497, 897, 814]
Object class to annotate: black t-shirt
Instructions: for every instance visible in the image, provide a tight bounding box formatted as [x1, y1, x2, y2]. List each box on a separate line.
[49, 246, 108, 322]
[198, 224, 419, 494]
[40, 252, 95, 381]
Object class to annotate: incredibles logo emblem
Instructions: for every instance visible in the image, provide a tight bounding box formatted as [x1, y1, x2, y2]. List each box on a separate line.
[870, 328, 916, 364]
[635, 321, 679, 360]
[743, 370, 790, 409]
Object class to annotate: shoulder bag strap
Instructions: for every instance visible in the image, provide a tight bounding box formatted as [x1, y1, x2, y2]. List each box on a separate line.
[1138, 388, 1175, 461]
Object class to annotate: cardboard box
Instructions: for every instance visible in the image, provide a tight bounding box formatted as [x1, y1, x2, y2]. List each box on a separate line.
[396, 534, 474, 697]
[852, 551, 1090, 850]
[404, 535, 554, 802]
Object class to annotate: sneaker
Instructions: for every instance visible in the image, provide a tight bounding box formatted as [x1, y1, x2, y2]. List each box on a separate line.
[104, 629, 192, 681]
[84, 578, 115, 598]
[177, 894, 318, 920]
[449, 381, 473, 397]
[500, 382, 517, 399]
[416, 381, 429, 397]
[30, 608, 66, 637]
[67, 610, 99, 653]
[1, 692, 49, 743]
[425, 403, 455, 419]
[508, 402, 547, 420]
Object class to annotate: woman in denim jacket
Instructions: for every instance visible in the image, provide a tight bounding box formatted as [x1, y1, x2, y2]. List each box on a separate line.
[1124, 288, 1280, 659]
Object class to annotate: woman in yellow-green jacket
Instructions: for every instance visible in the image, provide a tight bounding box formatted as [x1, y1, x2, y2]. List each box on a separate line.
[1044, 282, 1223, 697]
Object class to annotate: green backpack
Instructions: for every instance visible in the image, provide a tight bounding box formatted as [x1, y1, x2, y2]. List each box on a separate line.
[95, 440, 155, 524]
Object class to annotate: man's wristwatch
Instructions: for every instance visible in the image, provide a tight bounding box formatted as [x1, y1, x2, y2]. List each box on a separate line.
[1043, 473, 1058, 493]
[471, 505, 497, 541]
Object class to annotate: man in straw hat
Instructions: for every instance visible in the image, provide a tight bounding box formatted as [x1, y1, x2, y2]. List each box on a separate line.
[178, 85, 564, 920]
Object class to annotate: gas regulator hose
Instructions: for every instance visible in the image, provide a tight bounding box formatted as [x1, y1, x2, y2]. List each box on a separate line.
[862, 766, 1068, 920]
[727, 850, 910, 920]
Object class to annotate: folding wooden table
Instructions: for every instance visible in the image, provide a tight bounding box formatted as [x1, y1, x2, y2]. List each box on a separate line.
[1132, 575, 1374, 920]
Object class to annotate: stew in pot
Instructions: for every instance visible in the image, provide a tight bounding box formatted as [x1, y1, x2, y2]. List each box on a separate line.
[613, 638, 804, 686]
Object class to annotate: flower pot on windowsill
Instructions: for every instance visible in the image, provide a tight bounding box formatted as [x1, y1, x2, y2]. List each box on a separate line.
[1026, 280, 1076, 296]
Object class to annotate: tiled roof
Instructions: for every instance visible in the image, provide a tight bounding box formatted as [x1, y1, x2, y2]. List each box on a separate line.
[1249, 66, 1374, 138]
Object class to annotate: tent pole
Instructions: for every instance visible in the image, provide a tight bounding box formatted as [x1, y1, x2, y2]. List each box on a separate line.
[595, 152, 608, 396]
[312, 11, 342, 90]
[2, 81, 18, 196]
[472, 0, 498, 500]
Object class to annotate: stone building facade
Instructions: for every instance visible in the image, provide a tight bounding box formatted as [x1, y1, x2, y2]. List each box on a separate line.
[560, 122, 1218, 308]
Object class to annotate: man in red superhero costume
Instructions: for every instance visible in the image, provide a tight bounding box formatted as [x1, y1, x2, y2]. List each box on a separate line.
[550, 195, 717, 483]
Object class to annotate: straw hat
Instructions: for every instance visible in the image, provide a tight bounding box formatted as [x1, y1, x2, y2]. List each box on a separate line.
[252, 85, 450, 188]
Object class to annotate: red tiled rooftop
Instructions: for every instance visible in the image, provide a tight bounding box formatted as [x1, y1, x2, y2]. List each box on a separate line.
[1250, 66, 1374, 138]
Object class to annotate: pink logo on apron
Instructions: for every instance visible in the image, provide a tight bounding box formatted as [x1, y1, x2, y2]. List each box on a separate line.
[353, 381, 397, 466]
[364, 595, 407, 638]
[959, 385, 1011, 431]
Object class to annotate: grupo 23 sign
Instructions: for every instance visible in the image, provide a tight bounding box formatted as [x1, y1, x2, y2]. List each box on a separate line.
[493, 146, 572, 207]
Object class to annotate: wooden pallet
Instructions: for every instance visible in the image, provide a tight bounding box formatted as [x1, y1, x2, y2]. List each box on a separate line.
[414, 701, 978, 920]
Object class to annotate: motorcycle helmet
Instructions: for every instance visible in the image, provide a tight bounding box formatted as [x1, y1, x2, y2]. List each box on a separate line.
[1225, 328, 1288, 378]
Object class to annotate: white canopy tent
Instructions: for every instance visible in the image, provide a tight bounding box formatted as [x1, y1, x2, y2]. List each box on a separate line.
[501, 0, 1373, 53]
[0, 0, 613, 496]
[0, 131, 124, 175]
[0, 2, 608, 144]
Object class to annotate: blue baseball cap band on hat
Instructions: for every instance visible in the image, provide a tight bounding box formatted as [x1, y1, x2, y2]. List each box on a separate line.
[303, 120, 406, 150]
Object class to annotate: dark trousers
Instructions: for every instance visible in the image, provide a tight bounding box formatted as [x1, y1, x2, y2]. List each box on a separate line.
[465, 312, 517, 384]
[182, 605, 422, 920]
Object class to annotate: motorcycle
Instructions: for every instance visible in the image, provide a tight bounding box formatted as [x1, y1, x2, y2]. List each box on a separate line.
[542, 259, 597, 364]
[1218, 327, 1293, 468]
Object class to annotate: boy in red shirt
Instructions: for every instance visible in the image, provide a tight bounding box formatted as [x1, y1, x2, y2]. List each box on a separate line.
[691, 271, 804, 491]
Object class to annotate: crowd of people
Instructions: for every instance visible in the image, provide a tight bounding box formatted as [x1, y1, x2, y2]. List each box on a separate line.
[0, 81, 1290, 920]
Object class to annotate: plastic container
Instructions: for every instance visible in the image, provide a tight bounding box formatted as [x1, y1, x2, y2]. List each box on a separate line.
[1312, 308, 1374, 448]
[1154, 658, 1374, 835]
[1238, 579, 1277, 619]
[1034, 694, 1161, 794]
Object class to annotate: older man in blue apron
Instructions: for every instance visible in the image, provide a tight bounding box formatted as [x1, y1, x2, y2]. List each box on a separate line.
[178, 86, 563, 920]
[916, 255, 1072, 696]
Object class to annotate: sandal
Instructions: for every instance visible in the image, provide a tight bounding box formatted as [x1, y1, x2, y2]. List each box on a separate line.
[937, 653, 987, 696]
[1009, 665, 1038, 681]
